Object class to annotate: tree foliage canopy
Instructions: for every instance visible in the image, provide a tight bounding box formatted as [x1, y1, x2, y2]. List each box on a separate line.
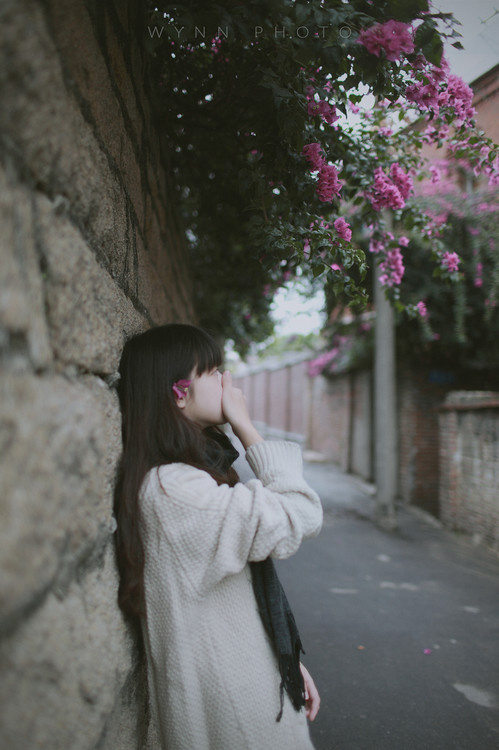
[144, 0, 498, 354]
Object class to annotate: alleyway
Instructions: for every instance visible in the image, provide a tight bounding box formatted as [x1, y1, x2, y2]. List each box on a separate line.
[276, 461, 499, 750]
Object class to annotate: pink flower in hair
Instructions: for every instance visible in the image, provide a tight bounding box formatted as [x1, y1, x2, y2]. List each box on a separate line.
[172, 379, 191, 399]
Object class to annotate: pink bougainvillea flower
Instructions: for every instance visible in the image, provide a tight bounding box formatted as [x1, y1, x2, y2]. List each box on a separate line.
[334, 217, 352, 241]
[417, 301, 428, 318]
[307, 348, 339, 377]
[389, 163, 413, 201]
[317, 163, 342, 202]
[378, 247, 405, 287]
[441, 251, 460, 273]
[308, 98, 339, 125]
[368, 163, 413, 211]
[172, 379, 191, 399]
[357, 20, 414, 62]
[443, 75, 475, 125]
[303, 142, 342, 202]
[429, 165, 442, 184]
[474, 261, 483, 287]
[302, 142, 324, 171]
[369, 238, 385, 254]
[399, 236, 410, 247]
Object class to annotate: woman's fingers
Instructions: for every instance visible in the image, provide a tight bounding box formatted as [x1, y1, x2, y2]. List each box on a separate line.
[300, 663, 321, 722]
[221, 371, 247, 422]
[221, 371, 263, 448]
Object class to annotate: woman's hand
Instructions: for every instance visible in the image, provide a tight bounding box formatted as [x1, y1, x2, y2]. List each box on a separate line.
[221, 371, 263, 449]
[300, 663, 321, 722]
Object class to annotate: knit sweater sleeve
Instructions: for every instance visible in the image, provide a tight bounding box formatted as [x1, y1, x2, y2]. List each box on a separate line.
[141, 441, 322, 593]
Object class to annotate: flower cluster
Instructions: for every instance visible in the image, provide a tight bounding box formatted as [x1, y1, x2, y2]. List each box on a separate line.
[334, 217, 352, 242]
[441, 251, 460, 273]
[317, 164, 342, 202]
[357, 20, 415, 62]
[368, 163, 413, 211]
[405, 55, 475, 129]
[302, 143, 343, 203]
[474, 261, 483, 288]
[379, 247, 405, 287]
[416, 301, 428, 318]
[307, 98, 339, 126]
[369, 237, 385, 254]
[302, 142, 323, 170]
[445, 75, 475, 126]
[308, 347, 339, 376]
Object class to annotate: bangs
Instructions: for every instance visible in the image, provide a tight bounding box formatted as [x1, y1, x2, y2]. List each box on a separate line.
[192, 329, 223, 375]
[121, 324, 223, 385]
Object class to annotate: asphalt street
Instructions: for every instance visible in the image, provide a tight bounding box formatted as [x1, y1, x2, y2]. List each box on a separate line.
[276, 460, 499, 750]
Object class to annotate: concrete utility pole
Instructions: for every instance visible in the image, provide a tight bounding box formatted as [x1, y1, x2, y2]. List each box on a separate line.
[374, 211, 398, 530]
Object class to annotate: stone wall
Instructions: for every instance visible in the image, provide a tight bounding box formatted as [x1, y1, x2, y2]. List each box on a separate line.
[439, 392, 499, 551]
[0, 2, 194, 748]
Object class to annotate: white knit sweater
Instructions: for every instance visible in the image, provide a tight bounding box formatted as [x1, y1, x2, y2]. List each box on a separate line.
[139, 440, 323, 750]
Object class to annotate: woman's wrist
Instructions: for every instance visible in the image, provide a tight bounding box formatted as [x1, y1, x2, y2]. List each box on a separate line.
[232, 421, 264, 450]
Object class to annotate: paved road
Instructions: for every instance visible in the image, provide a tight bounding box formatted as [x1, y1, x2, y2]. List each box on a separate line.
[276, 460, 499, 750]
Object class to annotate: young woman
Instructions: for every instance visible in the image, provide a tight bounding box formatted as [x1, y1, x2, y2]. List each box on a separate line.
[114, 324, 322, 749]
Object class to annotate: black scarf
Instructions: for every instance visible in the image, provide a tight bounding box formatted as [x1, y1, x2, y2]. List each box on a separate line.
[207, 429, 306, 721]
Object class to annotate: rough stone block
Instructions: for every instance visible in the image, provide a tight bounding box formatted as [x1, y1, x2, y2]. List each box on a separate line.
[0, 1, 129, 280]
[0, 544, 144, 750]
[0, 372, 121, 630]
[36, 194, 146, 374]
[135, 229, 174, 324]
[0, 164, 52, 370]
[105, 10, 144, 149]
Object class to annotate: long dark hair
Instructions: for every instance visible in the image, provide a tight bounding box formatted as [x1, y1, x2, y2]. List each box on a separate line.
[114, 324, 238, 618]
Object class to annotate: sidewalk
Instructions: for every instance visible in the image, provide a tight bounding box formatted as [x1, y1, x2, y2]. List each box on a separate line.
[276, 460, 499, 750]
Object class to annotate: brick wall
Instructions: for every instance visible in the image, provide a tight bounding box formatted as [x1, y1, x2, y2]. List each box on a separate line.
[439, 392, 499, 551]
[0, 2, 193, 749]
[397, 368, 454, 516]
[308, 373, 351, 468]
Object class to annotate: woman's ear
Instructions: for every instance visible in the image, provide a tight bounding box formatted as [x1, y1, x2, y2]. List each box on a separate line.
[175, 395, 187, 410]
[172, 379, 191, 407]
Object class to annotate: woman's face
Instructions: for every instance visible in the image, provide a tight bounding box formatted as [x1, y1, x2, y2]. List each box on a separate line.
[180, 366, 224, 428]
